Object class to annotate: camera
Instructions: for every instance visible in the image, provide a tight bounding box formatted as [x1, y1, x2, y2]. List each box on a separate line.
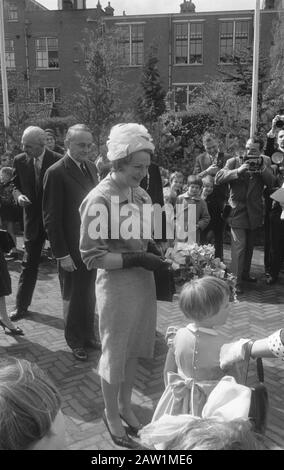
[271, 151, 284, 165]
[275, 116, 284, 129]
[271, 152, 284, 174]
[243, 155, 263, 172]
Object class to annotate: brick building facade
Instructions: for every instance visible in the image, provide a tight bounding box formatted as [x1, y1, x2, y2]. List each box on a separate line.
[1, 0, 283, 113]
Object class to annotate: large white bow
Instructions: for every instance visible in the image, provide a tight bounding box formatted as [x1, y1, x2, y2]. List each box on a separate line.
[140, 376, 251, 446]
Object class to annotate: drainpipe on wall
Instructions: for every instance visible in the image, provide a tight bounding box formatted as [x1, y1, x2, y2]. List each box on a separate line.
[24, 20, 31, 98]
[0, 0, 10, 130]
[168, 14, 172, 94]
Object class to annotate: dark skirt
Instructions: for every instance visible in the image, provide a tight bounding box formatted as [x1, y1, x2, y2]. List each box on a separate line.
[0, 250, 11, 296]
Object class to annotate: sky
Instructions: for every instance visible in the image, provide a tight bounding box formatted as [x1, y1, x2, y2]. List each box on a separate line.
[37, 0, 257, 16]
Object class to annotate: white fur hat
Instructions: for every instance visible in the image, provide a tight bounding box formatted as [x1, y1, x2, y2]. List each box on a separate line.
[107, 123, 155, 161]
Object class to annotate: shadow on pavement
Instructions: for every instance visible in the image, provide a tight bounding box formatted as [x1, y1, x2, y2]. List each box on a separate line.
[21, 310, 65, 330]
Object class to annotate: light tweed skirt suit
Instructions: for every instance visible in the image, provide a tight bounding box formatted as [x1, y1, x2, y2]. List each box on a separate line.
[80, 174, 157, 384]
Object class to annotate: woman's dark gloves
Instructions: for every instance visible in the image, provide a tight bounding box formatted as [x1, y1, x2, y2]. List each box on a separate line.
[122, 252, 169, 271]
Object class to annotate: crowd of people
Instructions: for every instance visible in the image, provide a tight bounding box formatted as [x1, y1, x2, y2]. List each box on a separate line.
[0, 117, 284, 450]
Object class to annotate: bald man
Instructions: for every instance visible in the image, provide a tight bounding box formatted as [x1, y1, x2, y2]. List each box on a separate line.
[10, 126, 61, 321]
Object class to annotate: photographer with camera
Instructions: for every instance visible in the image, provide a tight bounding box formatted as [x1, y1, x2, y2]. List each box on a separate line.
[263, 115, 284, 285]
[215, 136, 274, 294]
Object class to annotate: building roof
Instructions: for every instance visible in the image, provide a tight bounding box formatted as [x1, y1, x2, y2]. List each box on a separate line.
[26, 0, 48, 11]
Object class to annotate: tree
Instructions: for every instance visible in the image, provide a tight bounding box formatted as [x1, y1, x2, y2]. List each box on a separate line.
[186, 80, 251, 143]
[67, 28, 134, 153]
[260, 12, 284, 131]
[0, 72, 50, 153]
[218, 45, 284, 134]
[136, 49, 166, 129]
[218, 48, 257, 97]
[149, 110, 215, 174]
[37, 116, 77, 145]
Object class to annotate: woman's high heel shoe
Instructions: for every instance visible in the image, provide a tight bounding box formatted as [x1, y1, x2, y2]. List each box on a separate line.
[119, 413, 143, 437]
[102, 410, 143, 449]
[0, 320, 24, 336]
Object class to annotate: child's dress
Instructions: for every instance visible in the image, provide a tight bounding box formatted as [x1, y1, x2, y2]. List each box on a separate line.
[152, 323, 241, 421]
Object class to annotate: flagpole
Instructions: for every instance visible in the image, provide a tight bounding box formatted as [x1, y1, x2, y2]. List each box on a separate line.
[0, 0, 10, 133]
[250, 0, 261, 138]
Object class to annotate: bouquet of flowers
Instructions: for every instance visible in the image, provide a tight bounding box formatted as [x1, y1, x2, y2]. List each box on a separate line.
[165, 243, 237, 302]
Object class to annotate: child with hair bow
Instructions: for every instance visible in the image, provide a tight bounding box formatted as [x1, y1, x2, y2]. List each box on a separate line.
[150, 277, 243, 434]
[140, 374, 267, 449]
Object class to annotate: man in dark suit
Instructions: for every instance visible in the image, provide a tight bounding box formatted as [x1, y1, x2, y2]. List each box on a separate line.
[43, 124, 99, 361]
[10, 126, 61, 321]
[193, 132, 229, 259]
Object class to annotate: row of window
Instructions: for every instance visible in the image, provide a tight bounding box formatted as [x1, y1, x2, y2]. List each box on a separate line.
[3, 19, 249, 70]
[6, 87, 61, 104]
[3, 38, 59, 70]
[174, 19, 249, 64]
[117, 20, 249, 66]
[7, 84, 196, 107]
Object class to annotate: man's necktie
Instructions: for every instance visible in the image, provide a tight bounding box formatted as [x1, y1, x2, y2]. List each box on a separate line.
[80, 162, 92, 182]
[34, 158, 41, 193]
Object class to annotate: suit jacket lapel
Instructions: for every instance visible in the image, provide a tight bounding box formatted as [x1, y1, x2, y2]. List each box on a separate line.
[85, 160, 98, 186]
[40, 149, 52, 182]
[64, 154, 91, 190]
[25, 154, 37, 197]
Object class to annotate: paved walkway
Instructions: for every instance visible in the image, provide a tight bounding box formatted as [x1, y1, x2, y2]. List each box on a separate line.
[1, 244, 284, 450]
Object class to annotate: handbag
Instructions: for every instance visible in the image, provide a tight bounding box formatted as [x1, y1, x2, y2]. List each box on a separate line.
[241, 340, 269, 434]
[0, 229, 15, 253]
[154, 266, 176, 302]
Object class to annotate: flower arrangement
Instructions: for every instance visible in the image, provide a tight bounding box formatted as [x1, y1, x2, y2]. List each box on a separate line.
[165, 243, 237, 302]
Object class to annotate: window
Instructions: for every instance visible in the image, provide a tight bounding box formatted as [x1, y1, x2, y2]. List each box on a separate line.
[36, 38, 59, 69]
[5, 39, 16, 69]
[173, 84, 202, 111]
[175, 22, 203, 65]
[73, 45, 80, 63]
[7, 3, 18, 21]
[83, 45, 90, 62]
[118, 24, 144, 66]
[175, 24, 187, 64]
[219, 20, 249, 63]
[38, 87, 61, 103]
[8, 88, 17, 103]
